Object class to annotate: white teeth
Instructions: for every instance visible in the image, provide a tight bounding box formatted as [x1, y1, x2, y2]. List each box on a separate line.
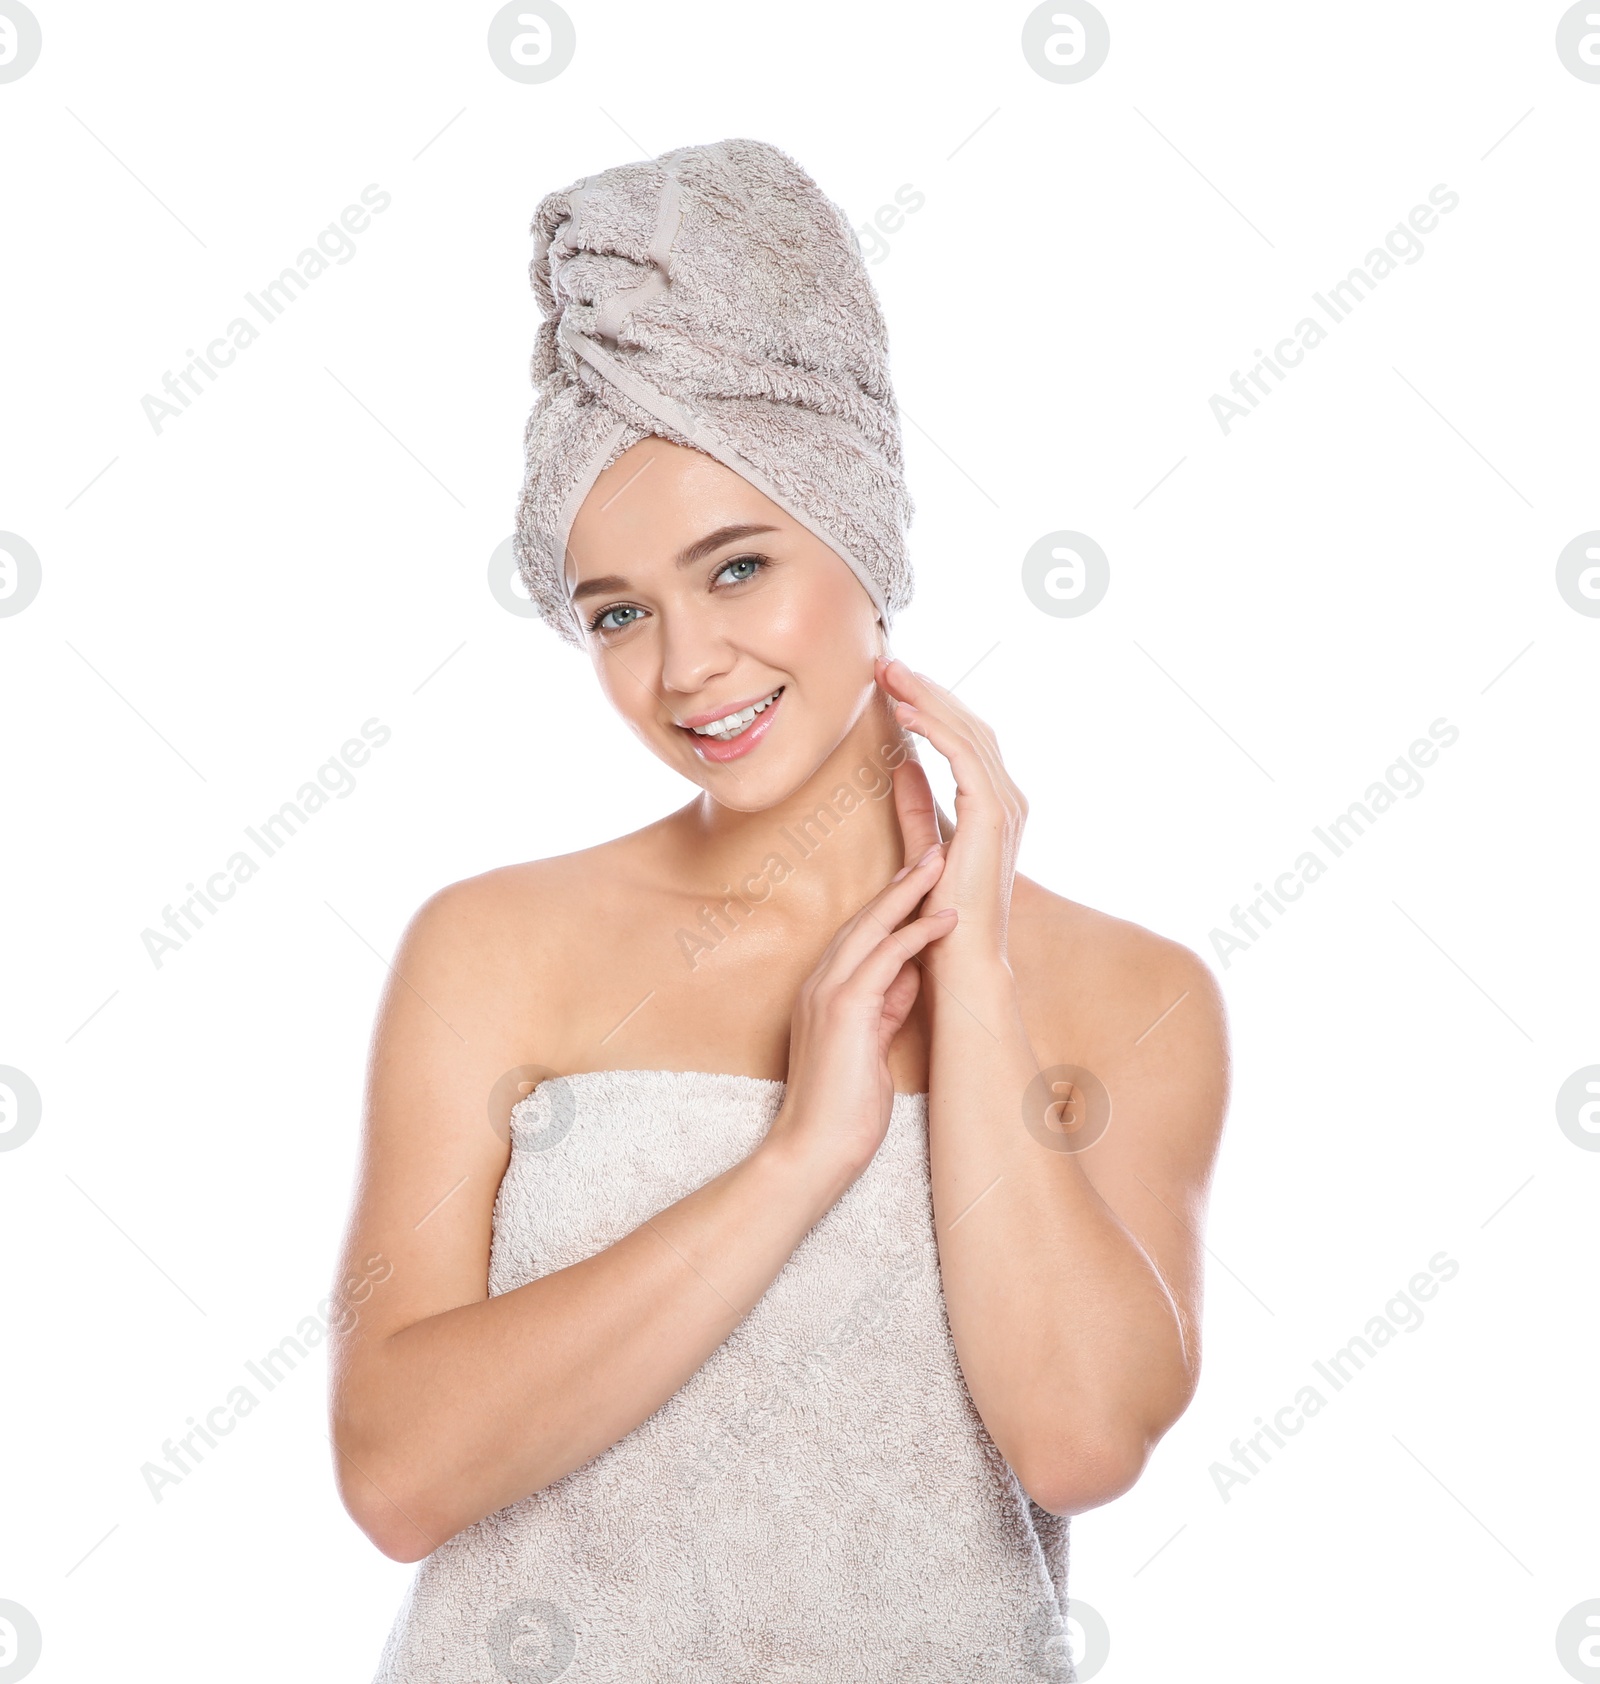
[691, 688, 782, 738]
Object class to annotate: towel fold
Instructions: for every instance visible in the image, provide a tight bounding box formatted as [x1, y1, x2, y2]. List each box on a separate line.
[513, 137, 915, 645]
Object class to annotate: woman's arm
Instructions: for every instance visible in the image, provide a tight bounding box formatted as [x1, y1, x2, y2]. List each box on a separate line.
[328, 856, 952, 1563]
[923, 934, 1228, 1516]
[877, 658, 1231, 1517]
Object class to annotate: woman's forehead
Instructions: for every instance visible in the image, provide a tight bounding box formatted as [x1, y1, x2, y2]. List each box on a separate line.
[569, 442, 793, 573]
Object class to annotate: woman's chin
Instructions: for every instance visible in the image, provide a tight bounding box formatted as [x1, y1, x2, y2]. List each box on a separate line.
[690, 762, 801, 811]
[647, 698, 855, 811]
[675, 737, 821, 811]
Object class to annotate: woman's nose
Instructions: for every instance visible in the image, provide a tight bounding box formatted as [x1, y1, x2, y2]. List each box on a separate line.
[658, 612, 736, 697]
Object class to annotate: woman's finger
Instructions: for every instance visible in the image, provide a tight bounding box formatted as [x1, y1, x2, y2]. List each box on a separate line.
[881, 658, 1004, 761]
[879, 661, 1005, 792]
[920, 677, 1004, 761]
[810, 843, 946, 982]
[841, 907, 958, 1003]
[877, 953, 925, 1045]
[892, 702, 1008, 829]
[890, 756, 941, 865]
[890, 676, 1026, 823]
[879, 658, 1017, 803]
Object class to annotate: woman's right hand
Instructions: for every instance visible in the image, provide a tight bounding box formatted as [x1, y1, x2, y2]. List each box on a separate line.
[764, 843, 956, 1186]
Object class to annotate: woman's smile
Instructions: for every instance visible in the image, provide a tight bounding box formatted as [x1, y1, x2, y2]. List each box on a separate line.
[678, 685, 786, 762]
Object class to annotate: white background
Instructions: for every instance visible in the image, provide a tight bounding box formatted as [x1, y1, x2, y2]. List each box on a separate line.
[2, 2, 1596, 1679]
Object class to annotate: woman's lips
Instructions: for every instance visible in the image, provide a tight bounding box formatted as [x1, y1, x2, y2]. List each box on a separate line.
[680, 687, 784, 762]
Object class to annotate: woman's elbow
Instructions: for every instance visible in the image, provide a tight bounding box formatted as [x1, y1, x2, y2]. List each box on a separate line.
[366, 1519, 437, 1566]
[338, 1469, 442, 1563]
[1017, 1429, 1151, 1518]
[330, 1422, 443, 1564]
[1028, 1354, 1205, 1515]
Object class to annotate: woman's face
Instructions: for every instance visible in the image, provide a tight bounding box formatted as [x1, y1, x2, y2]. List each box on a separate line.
[564, 436, 888, 810]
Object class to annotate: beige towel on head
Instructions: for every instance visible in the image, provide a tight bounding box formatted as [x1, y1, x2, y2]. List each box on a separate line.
[513, 137, 915, 645]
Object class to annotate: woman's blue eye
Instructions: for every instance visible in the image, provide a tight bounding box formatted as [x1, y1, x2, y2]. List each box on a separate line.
[716, 554, 764, 585]
[593, 603, 642, 633]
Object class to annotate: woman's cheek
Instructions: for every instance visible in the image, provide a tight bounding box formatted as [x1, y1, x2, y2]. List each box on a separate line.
[595, 658, 644, 727]
[771, 569, 858, 654]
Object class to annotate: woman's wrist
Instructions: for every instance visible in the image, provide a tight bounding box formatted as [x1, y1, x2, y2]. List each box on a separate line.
[754, 1113, 865, 1214]
[926, 949, 1018, 1013]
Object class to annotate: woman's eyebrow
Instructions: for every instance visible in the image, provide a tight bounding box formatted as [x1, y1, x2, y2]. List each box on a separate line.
[569, 523, 780, 602]
[569, 573, 626, 604]
[675, 522, 780, 568]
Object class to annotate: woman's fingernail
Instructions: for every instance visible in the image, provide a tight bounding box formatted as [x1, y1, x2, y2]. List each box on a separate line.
[919, 844, 941, 865]
[891, 862, 913, 881]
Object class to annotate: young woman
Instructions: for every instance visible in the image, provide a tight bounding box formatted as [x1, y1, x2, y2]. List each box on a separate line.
[330, 139, 1229, 1682]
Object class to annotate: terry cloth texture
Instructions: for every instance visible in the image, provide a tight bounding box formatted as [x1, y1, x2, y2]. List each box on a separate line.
[513, 138, 916, 646]
[371, 1068, 1074, 1684]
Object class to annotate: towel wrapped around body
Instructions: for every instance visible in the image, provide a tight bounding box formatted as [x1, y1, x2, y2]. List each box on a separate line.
[370, 1068, 1073, 1682]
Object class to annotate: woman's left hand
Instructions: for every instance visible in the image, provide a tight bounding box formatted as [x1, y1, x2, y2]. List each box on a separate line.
[876, 655, 1028, 973]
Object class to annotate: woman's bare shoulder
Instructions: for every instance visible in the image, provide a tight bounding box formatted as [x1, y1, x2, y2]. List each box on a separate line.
[396, 821, 678, 984]
[1009, 874, 1229, 1058]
